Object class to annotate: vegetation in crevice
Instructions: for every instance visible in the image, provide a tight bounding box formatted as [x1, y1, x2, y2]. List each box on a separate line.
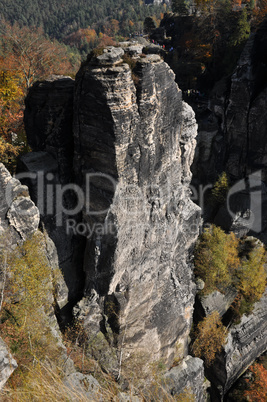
[192, 311, 228, 367]
[0, 231, 64, 392]
[194, 225, 267, 319]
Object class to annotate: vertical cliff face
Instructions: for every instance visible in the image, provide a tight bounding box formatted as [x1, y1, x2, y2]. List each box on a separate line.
[73, 49, 200, 364]
[193, 20, 267, 185]
[215, 289, 267, 395]
[22, 76, 85, 303]
[190, 22, 267, 398]
[223, 21, 267, 182]
[24, 75, 75, 183]
[21, 48, 203, 395]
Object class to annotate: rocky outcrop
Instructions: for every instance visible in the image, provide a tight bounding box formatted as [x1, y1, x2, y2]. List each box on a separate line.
[0, 163, 73, 385]
[164, 356, 207, 401]
[189, 23, 267, 398]
[0, 161, 69, 309]
[21, 46, 204, 396]
[197, 288, 238, 319]
[209, 289, 267, 397]
[223, 21, 267, 182]
[63, 372, 100, 400]
[0, 163, 39, 240]
[19, 47, 201, 378]
[194, 19, 267, 182]
[73, 48, 200, 369]
[0, 337, 17, 390]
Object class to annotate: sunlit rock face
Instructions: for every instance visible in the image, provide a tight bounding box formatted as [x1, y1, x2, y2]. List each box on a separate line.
[73, 48, 201, 366]
[208, 289, 267, 398]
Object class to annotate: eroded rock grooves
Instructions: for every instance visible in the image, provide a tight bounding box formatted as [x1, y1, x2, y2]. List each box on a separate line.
[73, 51, 200, 366]
[22, 47, 204, 397]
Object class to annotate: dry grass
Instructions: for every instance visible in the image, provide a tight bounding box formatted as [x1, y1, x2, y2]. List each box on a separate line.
[1, 360, 115, 401]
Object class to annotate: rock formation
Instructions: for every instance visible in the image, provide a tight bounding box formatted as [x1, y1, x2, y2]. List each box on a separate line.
[21, 46, 204, 397]
[164, 356, 208, 401]
[211, 288, 267, 396]
[24, 75, 75, 184]
[22, 77, 85, 304]
[193, 19, 267, 186]
[0, 162, 72, 387]
[16, 30, 267, 398]
[190, 22, 267, 399]
[223, 21, 267, 182]
[72, 49, 201, 368]
[0, 337, 17, 389]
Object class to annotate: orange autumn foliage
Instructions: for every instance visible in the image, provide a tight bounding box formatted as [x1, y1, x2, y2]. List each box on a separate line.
[253, 0, 267, 25]
[64, 28, 98, 49]
[103, 19, 120, 36]
[1, 22, 77, 89]
[244, 363, 267, 402]
[0, 69, 24, 169]
[232, 0, 242, 10]
[192, 312, 227, 366]
[98, 34, 116, 48]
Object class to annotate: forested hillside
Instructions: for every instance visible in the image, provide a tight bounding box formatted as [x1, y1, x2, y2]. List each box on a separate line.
[0, 0, 168, 39]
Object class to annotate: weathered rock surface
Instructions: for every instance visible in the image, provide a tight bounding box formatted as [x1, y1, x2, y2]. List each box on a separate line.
[197, 288, 237, 318]
[96, 47, 124, 65]
[210, 289, 267, 397]
[0, 163, 39, 240]
[223, 22, 267, 182]
[163, 356, 207, 401]
[0, 337, 17, 390]
[192, 20, 267, 188]
[114, 392, 142, 402]
[0, 163, 74, 383]
[22, 48, 204, 395]
[73, 50, 201, 368]
[64, 372, 100, 400]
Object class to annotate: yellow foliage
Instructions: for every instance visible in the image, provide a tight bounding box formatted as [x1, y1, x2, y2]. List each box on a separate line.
[192, 311, 227, 366]
[0, 137, 20, 165]
[238, 245, 267, 303]
[0, 70, 23, 104]
[194, 225, 239, 294]
[195, 227, 266, 318]
[175, 387, 195, 402]
[0, 231, 65, 389]
[7, 231, 53, 312]
[211, 171, 229, 205]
